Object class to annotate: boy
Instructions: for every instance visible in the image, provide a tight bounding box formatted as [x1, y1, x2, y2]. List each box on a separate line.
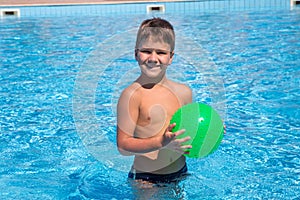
[117, 18, 192, 184]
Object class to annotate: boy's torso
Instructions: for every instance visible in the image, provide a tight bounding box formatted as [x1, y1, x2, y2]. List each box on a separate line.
[132, 81, 186, 174]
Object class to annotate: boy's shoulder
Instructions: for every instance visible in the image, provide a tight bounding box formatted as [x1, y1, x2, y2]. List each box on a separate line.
[166, 79, 192, 104]
[167, 79, 191, 90]
[119, 82, 142, 98]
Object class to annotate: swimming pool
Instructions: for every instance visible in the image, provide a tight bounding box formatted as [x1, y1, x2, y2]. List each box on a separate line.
[0, 1, 299, 199]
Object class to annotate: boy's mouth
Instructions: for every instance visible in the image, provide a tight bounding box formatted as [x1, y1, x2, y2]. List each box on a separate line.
[146, 63, 161, 69]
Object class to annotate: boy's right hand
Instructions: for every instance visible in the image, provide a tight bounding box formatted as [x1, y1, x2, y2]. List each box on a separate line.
[161, 123, 192, 154]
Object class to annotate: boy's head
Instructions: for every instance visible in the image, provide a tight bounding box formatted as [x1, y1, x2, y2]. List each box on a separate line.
[135, 18, 175, 52]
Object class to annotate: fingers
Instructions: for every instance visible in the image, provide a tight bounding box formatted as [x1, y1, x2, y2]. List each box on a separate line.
[168, 123, 176, 131]
[175, 135, 190, 144]
[164, 124, 193, 154]
[173, 128, 185, 137]
[177, 136, 192, 151]
[172, 128, 191, 145]
[180, 144, 192, 150]
[174, 130, 192, 154]
[173, 144, 192, 155]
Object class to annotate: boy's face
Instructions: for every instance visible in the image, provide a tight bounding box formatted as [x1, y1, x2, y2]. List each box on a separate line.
[135, 37, 174, 79]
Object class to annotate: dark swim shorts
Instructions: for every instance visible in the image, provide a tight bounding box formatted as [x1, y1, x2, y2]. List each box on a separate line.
[128, 164, 188, 184]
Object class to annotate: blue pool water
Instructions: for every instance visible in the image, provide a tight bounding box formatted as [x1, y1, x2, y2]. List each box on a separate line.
[1, 3, 300, 200]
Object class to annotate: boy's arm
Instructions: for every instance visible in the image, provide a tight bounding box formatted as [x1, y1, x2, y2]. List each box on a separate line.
[117, 126, 164, 156]
[117, 88, 164, 155]
[117, 123, 190, 156]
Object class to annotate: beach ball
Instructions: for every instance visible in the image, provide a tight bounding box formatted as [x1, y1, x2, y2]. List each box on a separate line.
[170, 103, 224, 158]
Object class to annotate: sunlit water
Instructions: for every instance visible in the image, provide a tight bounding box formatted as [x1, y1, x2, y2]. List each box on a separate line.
[0, 4, 300, 200]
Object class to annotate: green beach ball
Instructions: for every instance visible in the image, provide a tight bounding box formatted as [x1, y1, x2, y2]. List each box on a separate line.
[170, 103, 224, 158]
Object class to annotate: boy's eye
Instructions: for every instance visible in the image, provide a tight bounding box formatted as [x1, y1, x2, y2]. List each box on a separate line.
[138, 48, 170, 55]
[156, 51, 168, 55]
[139, 49, 152, 54]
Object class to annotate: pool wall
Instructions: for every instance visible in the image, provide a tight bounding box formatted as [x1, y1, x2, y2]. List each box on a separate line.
[0, 0, 291, 17]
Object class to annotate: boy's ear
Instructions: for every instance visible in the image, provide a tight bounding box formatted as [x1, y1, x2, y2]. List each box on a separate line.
[170, 51, 174, 58]
[168, 51, 175, 65]
[135, 49, 138, 60]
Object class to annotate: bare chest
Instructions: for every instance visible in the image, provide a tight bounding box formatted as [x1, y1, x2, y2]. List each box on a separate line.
[135, 87, 181, 138]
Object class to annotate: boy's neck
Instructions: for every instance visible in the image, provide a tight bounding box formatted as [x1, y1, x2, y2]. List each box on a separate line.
[136, 75, 167, 89]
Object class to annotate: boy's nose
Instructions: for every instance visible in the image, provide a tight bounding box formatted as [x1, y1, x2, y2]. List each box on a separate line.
[148, 51, 158, 62]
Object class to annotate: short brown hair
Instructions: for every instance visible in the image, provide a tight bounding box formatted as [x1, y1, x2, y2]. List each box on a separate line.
[135, 18, 175, 51]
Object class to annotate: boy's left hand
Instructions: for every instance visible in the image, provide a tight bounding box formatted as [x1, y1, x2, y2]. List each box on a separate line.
[162, 123, 192, 154]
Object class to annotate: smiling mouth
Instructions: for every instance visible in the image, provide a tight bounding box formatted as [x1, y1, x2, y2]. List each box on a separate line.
[146, 64, 160, 69]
